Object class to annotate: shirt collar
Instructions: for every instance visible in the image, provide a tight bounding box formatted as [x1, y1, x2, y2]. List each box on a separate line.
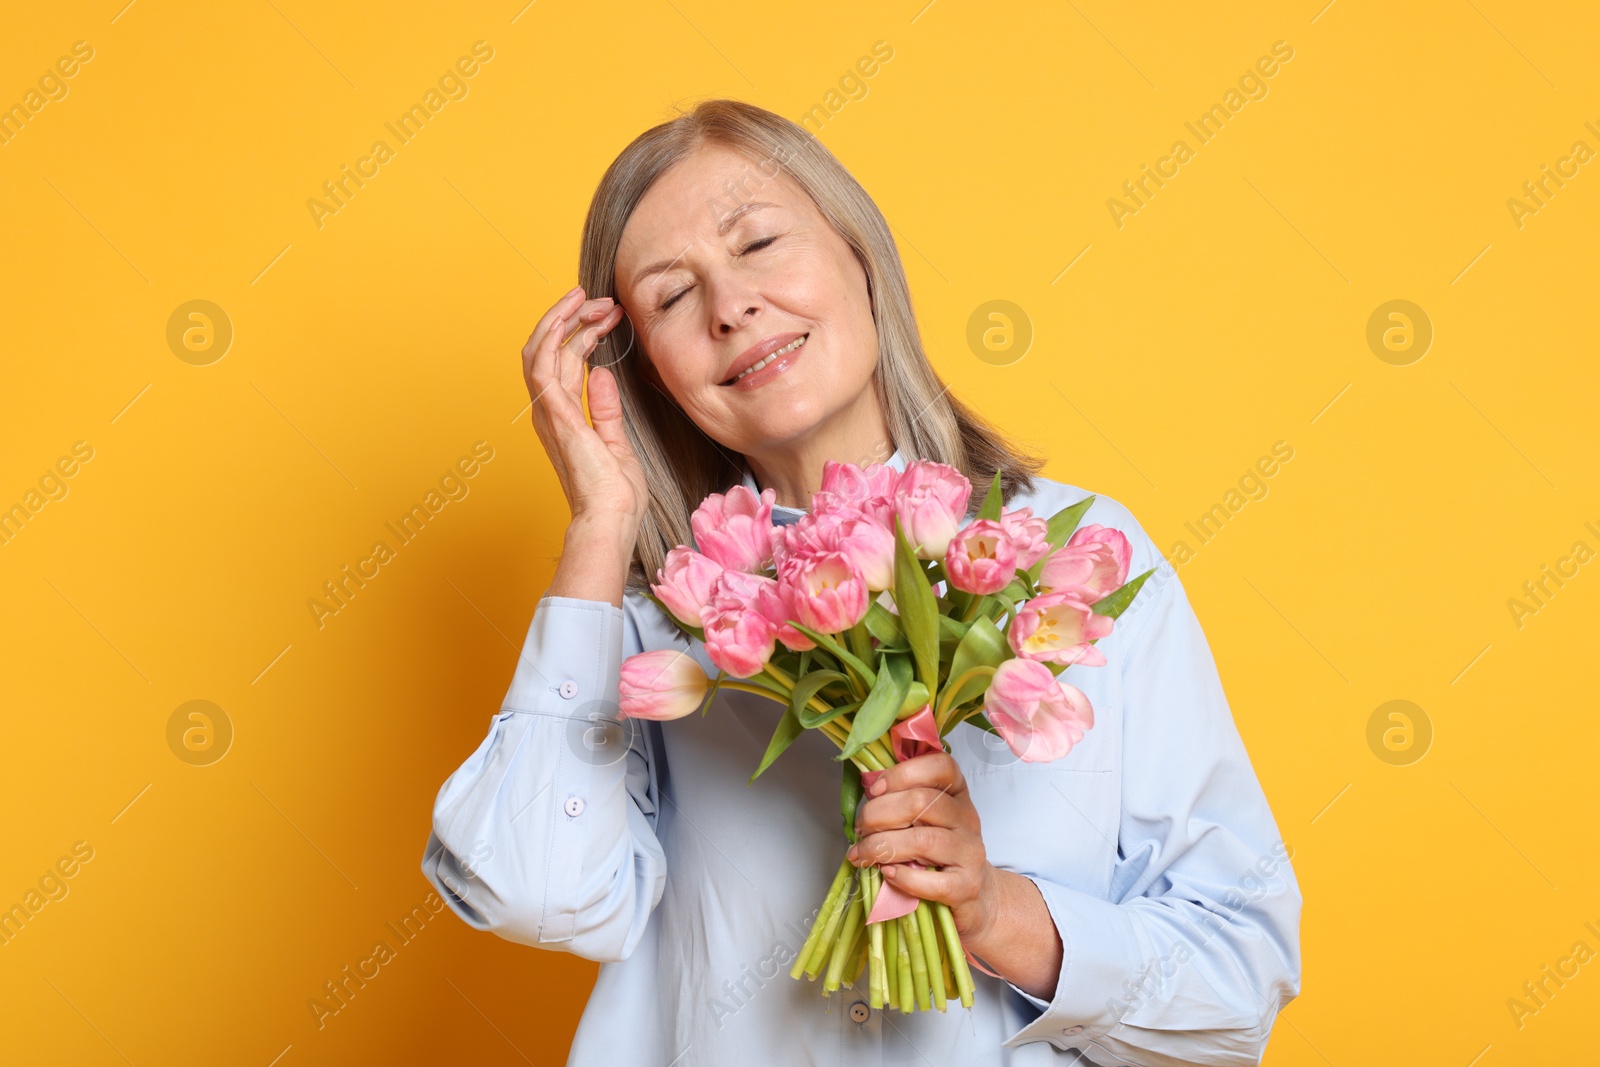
[741, 447, 908, 526]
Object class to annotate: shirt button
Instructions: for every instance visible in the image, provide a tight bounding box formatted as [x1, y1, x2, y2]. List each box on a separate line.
[564, 795, 585, 817]
[559, 681, 578, 699]
[848, 1000, 871, 1024]
[1061, 1025, 1083, 1036]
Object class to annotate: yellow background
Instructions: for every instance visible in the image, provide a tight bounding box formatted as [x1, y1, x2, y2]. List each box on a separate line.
[2, 0, 1596, 1063]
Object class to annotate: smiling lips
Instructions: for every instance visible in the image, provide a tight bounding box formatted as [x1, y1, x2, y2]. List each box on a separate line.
[720, 333, 809, 387]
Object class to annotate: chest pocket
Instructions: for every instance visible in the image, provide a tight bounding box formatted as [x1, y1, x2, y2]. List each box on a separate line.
[953, 725, 1120, 899]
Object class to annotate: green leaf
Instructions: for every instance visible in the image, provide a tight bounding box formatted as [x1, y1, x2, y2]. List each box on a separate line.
[791, 669, 849, 719]
[864, 600, 908, 648]
[793, 667, 859, 729]
[1091, 566, 1156, 620]
[1045, 495, 1096, 546]
[799, 697, 861, 730]
[1026, 495, 1097, 583]
[749, 705, 804, 784]
[841, 763, 864, 843]
[837, 654, 913, 762]
[946, 615, 1008, 709]
[976, 468, 1004, 522]
[786, 621, 878, 690]
[897, 680, 930, 719]
[995, 575, 1032, 601]
[700, 670, 728, 717]
[992, 593, 1019, 632]
[892, 515, 941, 705]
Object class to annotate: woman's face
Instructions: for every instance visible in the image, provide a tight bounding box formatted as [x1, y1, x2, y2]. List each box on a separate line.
[613, 143, 880, 456]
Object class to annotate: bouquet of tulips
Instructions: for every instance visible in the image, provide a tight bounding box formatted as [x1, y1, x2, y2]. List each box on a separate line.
[616, 458, 1153, 1015]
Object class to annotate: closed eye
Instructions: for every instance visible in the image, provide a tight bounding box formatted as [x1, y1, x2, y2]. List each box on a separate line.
[659, 236, 781, 310]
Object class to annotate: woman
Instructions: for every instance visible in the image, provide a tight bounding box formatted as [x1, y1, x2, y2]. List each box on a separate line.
[422, 99, 1301, 1066]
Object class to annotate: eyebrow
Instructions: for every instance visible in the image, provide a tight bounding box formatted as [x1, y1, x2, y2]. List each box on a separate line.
[630, 201, 780, 285]
[716, 200, 778, 237]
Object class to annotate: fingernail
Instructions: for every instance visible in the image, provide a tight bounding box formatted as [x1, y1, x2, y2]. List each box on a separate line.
[846, 846, 858, 862]
[566, 285, 582, 298]
[871, 779, 886, 795]
[882, 865, 897, 877]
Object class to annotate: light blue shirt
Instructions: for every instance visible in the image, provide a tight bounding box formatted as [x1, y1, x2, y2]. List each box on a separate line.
[421, 448, 1301, 1066]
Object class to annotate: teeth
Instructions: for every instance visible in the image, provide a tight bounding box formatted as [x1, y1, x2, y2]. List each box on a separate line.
[730, 335, 806, 383]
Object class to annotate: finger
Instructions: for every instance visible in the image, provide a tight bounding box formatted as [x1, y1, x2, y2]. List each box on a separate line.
[523, 287, 591, 372]
[877, 862, 963, 906]
[530, 317, 591, 430]
[856, 785, 970, 836]
[528, 313, 566, 401]
[558, 304, 624, 396]
[559, 297, 618, 347]
[849, 825, 962, 869]
[586, 363, 629, 449]
[869, 752, 967, 799]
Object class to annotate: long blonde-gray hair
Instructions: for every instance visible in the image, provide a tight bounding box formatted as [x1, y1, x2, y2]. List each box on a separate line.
[577, 98, 1046, 593]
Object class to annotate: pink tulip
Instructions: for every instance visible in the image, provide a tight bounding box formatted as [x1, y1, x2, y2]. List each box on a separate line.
[945, 518, 1018, 595]
[1008, 590, 1114, 667]
[651, 546, 725, 629]
[820, 459, 903, 528]
[701, 569, 787, 676]
[780, 550, 869, 635]
[774, 505, 895, 592]
[833, 515, 895, 592]
[998, 507, 1052, 570]
[1038, 524, 1131, 601]
[770, 506, 838, 574]
[984, 657, 1095, 763]
[893, 460, 973, 560]
[619, 649, 710, 721]
[691, 484, 776, 573]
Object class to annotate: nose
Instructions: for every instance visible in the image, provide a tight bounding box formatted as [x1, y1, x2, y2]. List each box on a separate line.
[706, 270, 762, 335]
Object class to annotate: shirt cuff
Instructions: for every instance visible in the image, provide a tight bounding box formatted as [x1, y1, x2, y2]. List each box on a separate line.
[999, 874, 1146, 1052]
[501, 595, 624, 719]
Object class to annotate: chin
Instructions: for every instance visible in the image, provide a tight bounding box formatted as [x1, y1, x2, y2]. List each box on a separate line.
[745, 397, 857, 448]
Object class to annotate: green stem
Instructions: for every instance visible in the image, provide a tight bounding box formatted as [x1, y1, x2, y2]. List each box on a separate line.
[824, 888, 865, 992]
[832, 710, 897, 770]
[788, 623, 877, 693]
[864, 869, 887, 1009]
[904, 907, 931, 1012]
[845, 927, 870, 991]
[958, 591, 987, 623]
[791, 858, 853, 980]
[847, 618, 874, 666]
[933, 900, 975, 1008]
[915, 899, 948, 1012]
[732, 671, 883, 772]
[894, 914, 914, 1012]
[884, 908, 900, 1008]
[819, 720, 880, 772]
[804, 864, 857, 980]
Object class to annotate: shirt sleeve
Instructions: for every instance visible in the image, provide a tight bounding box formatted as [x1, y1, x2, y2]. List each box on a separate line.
[420, 593, 668, 963]
[999, 552, 1304, 1066]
